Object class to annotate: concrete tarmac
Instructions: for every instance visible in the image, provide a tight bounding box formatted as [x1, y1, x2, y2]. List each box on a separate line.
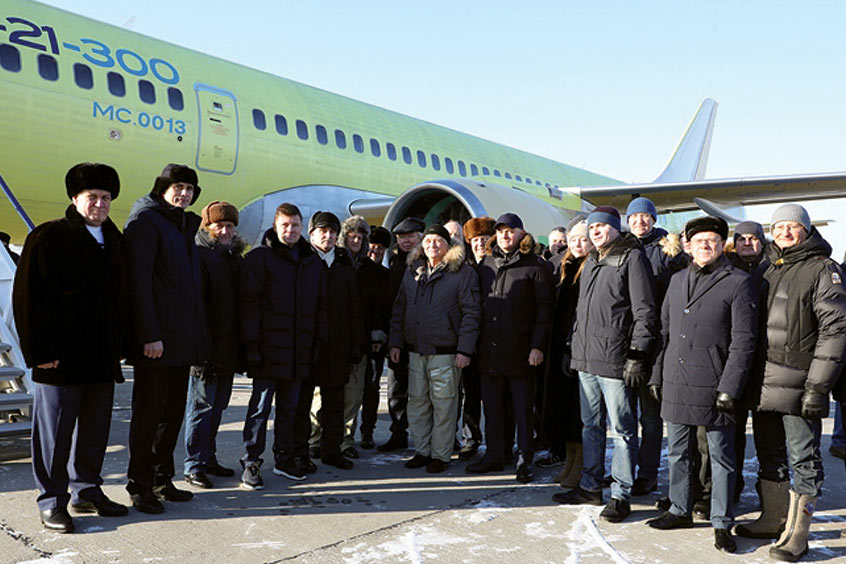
[1, 370, 845, 563]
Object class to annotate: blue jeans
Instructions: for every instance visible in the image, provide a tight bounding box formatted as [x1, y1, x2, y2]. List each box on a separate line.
[578, 372, 637, 501]
[667, 422, 735, 530]
[754, 411, 823, 496]
[241, 378, 301, 466]
[832, 402, 845, 449]
[184, 367, 234, 474]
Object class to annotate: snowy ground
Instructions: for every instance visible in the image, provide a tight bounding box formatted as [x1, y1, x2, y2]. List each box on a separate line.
[1, 371, 845, 563]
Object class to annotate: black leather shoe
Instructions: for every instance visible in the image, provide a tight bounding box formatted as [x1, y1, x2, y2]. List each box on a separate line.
[599, 498, 631, 523]
[377, 435, 408, 452]
[714, 529, 737, 553]
[309, 446, 322, 459]
[405, 454, 431, 469]
[646, 511, 694, 530]
[131, 492, 165, 514]
[553, 487, 603, 506]
[71, 496, 129, 517]
[516, 463, 534, 483]
[184, 471, 213, 489]
[154, 481, 193, 502]
[40, 507, 74, 533]
[295, 456, 317, 474]
[322, 452, 354, 470]
[342, 446, 360, 459]
[426, 459, 449, 473]
[206, 462, 235, 477]
[360, 433, 375, 449]
[466, 458, 504, 474]
[458, 443, 479, 461]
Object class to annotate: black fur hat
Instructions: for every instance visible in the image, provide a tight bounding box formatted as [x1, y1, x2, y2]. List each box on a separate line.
[65, 162, 120, 200]
[151, 164, 201, 204]
[370, 225, 392, 247]
[685, 216, 728, 241]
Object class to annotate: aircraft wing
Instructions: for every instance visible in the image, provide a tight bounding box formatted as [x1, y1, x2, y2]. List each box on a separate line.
[574, 172, 846, 213]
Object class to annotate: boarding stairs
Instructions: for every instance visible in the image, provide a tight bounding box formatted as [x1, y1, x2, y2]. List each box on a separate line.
[0, 244, 32, 436]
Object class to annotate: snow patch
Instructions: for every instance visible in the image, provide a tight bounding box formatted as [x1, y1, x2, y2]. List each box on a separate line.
[562, 506, 631, 564]
[232, 540, 287, 549]
[18, 552, 79, 564]
[341, 524, 465, 563]
[524, 521, 560, 539]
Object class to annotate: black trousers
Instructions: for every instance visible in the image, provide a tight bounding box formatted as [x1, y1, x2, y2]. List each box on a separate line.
[126, 365, 190, 495]
[459, 359, 482, 447]
[32, 381, 114, 510]
[295, 380, 345, 457]
[361, 351, 385, 435]
[386, 352, 409, 438]
[481, 372, 534, 464]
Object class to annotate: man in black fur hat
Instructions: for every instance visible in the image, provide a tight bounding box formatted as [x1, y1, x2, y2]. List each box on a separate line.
[14, 163, 129, 533]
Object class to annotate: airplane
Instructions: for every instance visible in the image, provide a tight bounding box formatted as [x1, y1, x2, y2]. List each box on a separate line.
[2, 0, 846, 250]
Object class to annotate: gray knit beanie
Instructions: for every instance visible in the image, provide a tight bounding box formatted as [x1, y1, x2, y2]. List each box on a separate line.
[733, 220, 766, 244]
[770, 204, 811, 233]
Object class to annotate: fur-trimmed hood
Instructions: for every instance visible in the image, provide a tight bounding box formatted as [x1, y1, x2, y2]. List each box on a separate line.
[484, 232, 537, 257]
[407, 241, 466, 273]
[659, 232, 682, 257]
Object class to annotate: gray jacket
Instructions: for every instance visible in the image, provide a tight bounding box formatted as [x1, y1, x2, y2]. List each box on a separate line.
[389, 243, 481, 357]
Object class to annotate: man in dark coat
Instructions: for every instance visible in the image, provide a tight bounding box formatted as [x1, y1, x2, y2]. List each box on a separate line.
[296, 211, 364, 471]
[124, 164, 206, 514]
[736, 204, 846, 561]
[378, 217, 425, 452]
[13, 163, 129, 533]
[337, 216, 387, 456]
[554, 206, 658, 524]
[466, 213, 554, 483]
[183, 201, 245, 489]
[389, 224, 481, 473]
[646, 216, 758, 554]
[360, 225, 392, 448]
[239, 203, 328, 488]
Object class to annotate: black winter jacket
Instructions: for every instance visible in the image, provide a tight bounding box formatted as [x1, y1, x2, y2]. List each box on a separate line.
[13, 205, 128, 385]
[240, 230, 328, 381]
[637, 227, 687, 301]
[756, 229, 846, 415]
[650, 255, 758, 426]
[124, 194, 206, 367]
[312, 247, 365, 387]
[195, 228, 245, 374]
[478, 233, 554, 378]
[570, 232, 658, 378]
[389, 243, 481, 356]
[354, 254, 389, 345]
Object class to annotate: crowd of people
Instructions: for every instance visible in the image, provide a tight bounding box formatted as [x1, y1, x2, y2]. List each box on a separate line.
[10, 162, 846, 561]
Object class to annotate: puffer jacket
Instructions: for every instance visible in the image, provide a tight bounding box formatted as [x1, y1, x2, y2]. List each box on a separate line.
[389, 242, 481, 356]
[756, 228, 846, 415]
[240, 230, 328, 381]
[477, 233, 555, 378]
[650, 255, 758, 426]
[570, 232, 658, 378]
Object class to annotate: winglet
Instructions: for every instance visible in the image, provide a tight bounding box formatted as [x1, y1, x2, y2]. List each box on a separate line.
[654, 98, 718, 183]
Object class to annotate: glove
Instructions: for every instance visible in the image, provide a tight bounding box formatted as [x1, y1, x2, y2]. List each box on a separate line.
[801, 389, 827, 419]
[649, 384, 662, 402]
[560, 351, 572, 375]
[622, 358, 648, 388]
[715, 392, 736, 413]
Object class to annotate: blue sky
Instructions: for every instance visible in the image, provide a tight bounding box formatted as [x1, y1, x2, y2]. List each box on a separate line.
[36, 0, 846, 255]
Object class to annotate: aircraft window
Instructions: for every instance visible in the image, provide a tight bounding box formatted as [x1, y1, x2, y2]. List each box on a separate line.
[167, 87, 184, 111]
[335, 129, 346, 148]
[458, 161, 467, 176]
[515, 175, 522, 182]
[402, 146, 412, 164]
[445, 157, 454, 174]
[353, 134, 364, 153]
[316, 125, 328, 145]
[431, 154, 441, 171]
[545, 183, 551, 188]
[0, 44, 21, 72]
[37, 54, 58, 81]
[138, 79, 156, 104]
[387, 143, 397, 161]
[482, 167, 490, 175]
[296, 119, 308, 140]
[276, 115, 289, 135]
[525, 177, 532, 184]
[536, 180, 542, 186]
[470, 164, 479, 176]
[73, 63, 93, 89]
[494, 169, 501, 177]
[370, 138, 381, 157]
[252, 109, 266, 130]
[505, 172, 512, 179]
[107, 72, 125, 97]
[417, 150, 426, 168]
